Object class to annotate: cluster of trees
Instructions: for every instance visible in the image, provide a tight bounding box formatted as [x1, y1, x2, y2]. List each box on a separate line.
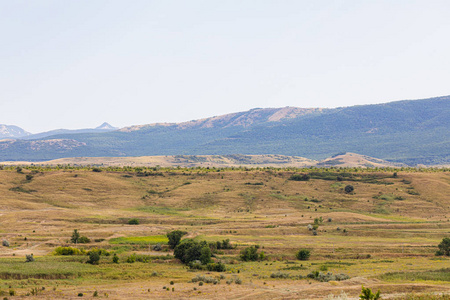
[71, 229, 90, 244]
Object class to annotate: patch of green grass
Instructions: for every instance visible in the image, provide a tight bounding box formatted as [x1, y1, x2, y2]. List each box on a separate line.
[0, 257, 99, 279]
[380, 268, 450, 282]
[330, 182, 344, 188]
[109, 235, 168, 245]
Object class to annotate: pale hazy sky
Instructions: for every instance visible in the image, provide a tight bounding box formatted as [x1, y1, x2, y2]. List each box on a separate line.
[1, 1, 450, 133]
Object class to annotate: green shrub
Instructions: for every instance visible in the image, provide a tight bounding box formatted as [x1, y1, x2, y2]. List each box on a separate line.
[271, 272, 290, 279]
[54, 246, 85, 255]
[87, 251, 100, 265]
[307, 271, 350, 282]
[128, 218, 139, 225]
[206, 262, 226, 272]
[87, 248, 110, 256]
[359, 286, 380, 300]
[319, 265, 328, 271]
[345, 185, 354, 193]
[25, 254, 35, 262]
[296, 249, 311, 261]
[126, 254, 136, 263]
[112, 253, 119, 263]
[240, 246, 259, 261]
[191, 275, 217, 284]
[78, 236, 90, 243]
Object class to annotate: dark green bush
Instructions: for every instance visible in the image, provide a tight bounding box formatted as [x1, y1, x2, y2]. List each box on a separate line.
[25, 254, 35, 262]
[128, 218, 139, 225]
[78, 236, 90, 243]
[87, 251, 100, 265]
[206, 262, 226, 272]
[167, 230, 187, 249]
[296, 249, 311, 261]
[240, 246, 260, 261]
[345, 185, 354, 193]
[112, 253, 119, 263]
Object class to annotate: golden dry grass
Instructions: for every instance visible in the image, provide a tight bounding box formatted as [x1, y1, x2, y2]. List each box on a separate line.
[0, 167, 449, 299]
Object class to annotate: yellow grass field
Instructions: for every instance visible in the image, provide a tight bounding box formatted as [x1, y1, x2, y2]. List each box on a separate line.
[0, 166, 449, 299]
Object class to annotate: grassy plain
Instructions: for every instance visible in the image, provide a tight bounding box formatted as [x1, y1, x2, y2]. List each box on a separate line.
[0, 166, 449, 299]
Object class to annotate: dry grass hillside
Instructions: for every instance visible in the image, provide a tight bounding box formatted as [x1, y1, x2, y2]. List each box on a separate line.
[0, 152, 404, 168]
[0, 166, 449, 299]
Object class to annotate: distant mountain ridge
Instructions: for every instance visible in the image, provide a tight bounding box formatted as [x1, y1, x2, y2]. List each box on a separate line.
[120, 107, 326, 132]
[0, 124, 31, 138]
[20, 123, 117, 140]
[0, 96, 449, 165]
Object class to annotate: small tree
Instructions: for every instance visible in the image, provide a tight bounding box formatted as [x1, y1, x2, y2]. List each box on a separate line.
[167, 230, 187, 249]
[199, 246, 212, 265]
[345, 185, 354, 194]
[436, 237, 450, 256]
[112, 253, 119, 264]
[296, 249, 311, 261]
[71, 229, 80, 244]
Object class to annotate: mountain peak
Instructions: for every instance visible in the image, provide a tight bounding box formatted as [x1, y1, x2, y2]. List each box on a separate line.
[96, 122, 117, 130]
[0, 124, 31, 138]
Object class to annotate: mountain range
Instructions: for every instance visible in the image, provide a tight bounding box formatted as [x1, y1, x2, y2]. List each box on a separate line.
[0, 96, 449, 165]
[0, 122, 117, 140]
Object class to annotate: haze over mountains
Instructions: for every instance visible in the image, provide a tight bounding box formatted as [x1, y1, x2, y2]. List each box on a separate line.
[0, 96, 449, 165]
[0, 123, 117, 139]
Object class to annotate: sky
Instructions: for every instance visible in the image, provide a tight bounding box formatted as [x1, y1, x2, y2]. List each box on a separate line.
[1, 0, 450, 133]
